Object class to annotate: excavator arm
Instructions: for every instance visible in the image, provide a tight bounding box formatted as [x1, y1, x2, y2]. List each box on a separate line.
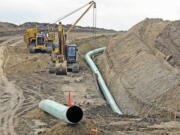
[58, 23, 66, 57]
[57, 1, 96, 55]
[50, 1, 96, 75]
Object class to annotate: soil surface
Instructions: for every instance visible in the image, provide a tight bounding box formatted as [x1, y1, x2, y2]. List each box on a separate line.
[155, 20, 180, 68]
[0, 20, 180, 135]
[97, 18, 180, 117]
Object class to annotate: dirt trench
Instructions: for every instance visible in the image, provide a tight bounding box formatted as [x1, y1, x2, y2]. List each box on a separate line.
[1, 31, 180, 135]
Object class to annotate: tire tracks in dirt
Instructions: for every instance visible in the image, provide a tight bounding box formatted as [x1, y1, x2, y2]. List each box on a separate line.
[0, 46, 24, 135]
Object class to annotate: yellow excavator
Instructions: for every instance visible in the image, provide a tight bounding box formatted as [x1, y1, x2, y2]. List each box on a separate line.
[24, 24, 55, 53]
[49, 1, 96, 75]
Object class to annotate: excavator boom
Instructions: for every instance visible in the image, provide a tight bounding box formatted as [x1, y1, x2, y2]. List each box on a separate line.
[49, 1, 96, 75]
[66, 1, 96, 34]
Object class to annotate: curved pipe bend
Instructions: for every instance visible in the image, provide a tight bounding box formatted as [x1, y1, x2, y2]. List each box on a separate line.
[84, 47, 123, 115]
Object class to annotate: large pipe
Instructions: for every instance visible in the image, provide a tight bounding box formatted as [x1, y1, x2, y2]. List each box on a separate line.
[39, 99, 83, 124]
[84, 47, 123, 115]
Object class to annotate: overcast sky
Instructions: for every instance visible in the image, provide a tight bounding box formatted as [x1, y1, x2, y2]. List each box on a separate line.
[0, 0, 180, 30]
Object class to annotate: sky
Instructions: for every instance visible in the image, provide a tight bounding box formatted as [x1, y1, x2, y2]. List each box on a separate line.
[0, 0, 180, 31]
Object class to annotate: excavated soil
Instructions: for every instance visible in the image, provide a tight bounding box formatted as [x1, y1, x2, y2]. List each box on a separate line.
[155, 20, 180, 68]
[0, 21, 180, 135]
[97, 18, 180, 117]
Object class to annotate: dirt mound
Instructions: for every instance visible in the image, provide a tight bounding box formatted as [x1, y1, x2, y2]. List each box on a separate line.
[97, 18, 180, 116]
[41, 119, 105, 135]
[128, 18, 169, 51]
[155, 20, 180, 68]
[75, 34, 117, 55]
[5, 45, 50, 75]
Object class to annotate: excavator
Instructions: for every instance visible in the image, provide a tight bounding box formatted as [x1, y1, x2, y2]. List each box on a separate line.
[24, 24, 55, 53]
[49, 1, 96, 75]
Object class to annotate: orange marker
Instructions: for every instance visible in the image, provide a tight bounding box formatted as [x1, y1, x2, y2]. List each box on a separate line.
[67, 92, 73, 107]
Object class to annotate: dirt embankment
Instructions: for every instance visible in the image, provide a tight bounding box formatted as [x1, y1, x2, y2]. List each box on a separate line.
[0, 22, 23, 36]
[155, 20, 180, 68]
[74, 34, 117, 55]
[97, 18, 180, 116]
[0, 22, 18, 32]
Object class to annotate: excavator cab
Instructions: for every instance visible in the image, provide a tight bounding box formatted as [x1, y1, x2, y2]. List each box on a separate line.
[66, 44, 79, 73]
[67, 44, 78, 63]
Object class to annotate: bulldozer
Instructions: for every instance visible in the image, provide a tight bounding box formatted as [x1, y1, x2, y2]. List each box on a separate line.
[49, 1, 96, 75]
[24, 24, 55, 53]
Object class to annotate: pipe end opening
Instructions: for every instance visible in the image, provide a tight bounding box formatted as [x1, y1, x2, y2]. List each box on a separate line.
[66, 106, 83, 123]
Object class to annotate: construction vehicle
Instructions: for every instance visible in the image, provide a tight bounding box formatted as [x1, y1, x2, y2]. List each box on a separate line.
[49, 23, 80, 74]
[24, 24, 55, 53]
[49, 1, 96, 75]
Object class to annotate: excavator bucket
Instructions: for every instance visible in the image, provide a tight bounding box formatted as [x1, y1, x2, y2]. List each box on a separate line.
[55, 61, 67, 75]
[48, 61, 56, 74]
[49, 67, 56, 74]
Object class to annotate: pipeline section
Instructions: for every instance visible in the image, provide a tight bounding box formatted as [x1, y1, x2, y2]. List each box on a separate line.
[84, 47, 123, 115]
[39, 99, 83, 124]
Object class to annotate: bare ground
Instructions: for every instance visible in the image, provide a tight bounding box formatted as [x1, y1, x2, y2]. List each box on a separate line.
[0, 30, 180, 135]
